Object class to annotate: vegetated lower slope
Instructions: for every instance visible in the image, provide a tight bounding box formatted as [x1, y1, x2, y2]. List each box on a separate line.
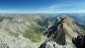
[0, 14, 56, 42]
[0, 14, 56, 48]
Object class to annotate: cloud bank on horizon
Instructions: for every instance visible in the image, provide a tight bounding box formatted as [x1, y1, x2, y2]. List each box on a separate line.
[0, 0, 85, 13]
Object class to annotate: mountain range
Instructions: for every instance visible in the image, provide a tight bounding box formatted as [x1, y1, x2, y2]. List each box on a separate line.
[0, 14, 84, 48]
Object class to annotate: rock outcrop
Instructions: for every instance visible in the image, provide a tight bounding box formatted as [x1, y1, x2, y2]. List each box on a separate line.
[45, 41, 76, 48]
[72, 35, 85, 48]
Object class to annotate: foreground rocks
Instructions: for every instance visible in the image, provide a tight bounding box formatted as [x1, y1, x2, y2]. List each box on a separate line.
[39, 41, 76, 48]
[0, 28, 37, 48]
[45, 41, 76, 48]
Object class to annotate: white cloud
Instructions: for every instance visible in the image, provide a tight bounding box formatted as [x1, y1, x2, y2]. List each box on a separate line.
[38, 3, 85, 13]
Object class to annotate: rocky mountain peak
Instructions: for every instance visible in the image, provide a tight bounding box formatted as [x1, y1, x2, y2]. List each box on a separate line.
[40, 16, 85, 48]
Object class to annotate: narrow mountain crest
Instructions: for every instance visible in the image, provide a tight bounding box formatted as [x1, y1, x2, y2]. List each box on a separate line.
[40, 16, 85, 48]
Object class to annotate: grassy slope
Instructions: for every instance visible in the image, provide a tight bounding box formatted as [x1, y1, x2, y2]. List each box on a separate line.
[23, 26, 42, 42]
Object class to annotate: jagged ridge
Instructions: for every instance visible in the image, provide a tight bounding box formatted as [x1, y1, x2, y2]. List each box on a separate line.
[40, 16, 85, 48]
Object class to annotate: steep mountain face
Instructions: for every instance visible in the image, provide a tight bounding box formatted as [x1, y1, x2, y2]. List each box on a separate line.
[63, 13, 85, 30]
[40, 16, 85, 48]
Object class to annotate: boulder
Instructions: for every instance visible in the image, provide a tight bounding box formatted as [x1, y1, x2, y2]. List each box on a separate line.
[72, 35, 85, 48]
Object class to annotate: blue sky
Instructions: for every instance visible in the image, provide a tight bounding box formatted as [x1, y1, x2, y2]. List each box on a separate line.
[0, 0, 85, 13]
